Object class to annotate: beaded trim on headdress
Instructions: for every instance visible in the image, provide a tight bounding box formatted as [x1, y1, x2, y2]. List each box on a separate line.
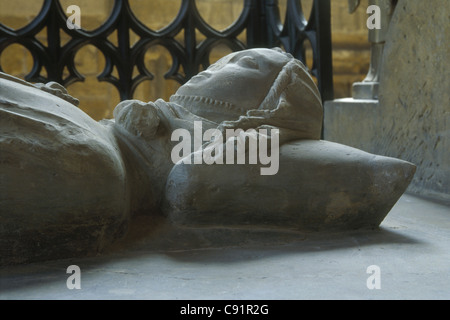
[170, 94, 248, 114]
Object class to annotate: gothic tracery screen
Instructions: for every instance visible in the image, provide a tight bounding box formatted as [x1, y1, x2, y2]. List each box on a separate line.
[0, 0, 332, 118]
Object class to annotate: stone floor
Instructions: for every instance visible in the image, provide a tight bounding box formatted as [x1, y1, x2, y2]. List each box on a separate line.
[0, 193, 449, 300]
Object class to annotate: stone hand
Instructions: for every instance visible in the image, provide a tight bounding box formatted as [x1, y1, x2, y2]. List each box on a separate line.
[114, 100, 160, 139]
[201, 122, 279, 165]
[34, 81, 79, 106]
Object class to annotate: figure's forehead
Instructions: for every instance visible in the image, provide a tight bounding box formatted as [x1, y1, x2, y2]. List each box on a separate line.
[213, 48, 290, 67]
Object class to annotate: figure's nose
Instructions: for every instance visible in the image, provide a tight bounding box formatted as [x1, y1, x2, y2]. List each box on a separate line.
[194, 71, 212, 80]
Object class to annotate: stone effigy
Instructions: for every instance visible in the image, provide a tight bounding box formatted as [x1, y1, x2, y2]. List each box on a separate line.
[0, 48, 415, 264]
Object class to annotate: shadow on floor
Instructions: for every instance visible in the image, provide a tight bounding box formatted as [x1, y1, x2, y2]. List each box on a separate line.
[107, 214, 422, 264]
[0, 214, 423, 295]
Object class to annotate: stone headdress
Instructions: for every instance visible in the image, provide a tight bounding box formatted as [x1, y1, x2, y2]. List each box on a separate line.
[170, 48, 323, 141]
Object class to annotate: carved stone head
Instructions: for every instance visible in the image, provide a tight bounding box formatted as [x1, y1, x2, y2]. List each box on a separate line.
[170, 48, 323, 139]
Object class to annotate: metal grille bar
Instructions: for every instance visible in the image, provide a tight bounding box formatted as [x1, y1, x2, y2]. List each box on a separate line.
[0, 0, 333, 101]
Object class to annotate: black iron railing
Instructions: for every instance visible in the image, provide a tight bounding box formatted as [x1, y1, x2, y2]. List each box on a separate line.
[0, 0, 333, 102]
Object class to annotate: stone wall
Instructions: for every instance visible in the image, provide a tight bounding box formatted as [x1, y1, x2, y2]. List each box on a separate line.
[376, 0, 449, 201]
[0, 0, 371, 120]
[325, 0, 449, 202]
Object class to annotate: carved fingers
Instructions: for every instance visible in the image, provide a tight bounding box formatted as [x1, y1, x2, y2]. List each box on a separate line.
[33, 81, 79, 106]
[114, 100, 160, 139]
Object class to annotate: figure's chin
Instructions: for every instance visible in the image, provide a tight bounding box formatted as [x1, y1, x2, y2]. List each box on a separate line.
[163, 140, 416, 231]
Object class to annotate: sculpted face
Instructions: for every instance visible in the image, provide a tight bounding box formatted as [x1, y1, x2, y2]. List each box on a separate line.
[170, 48, 292, 123]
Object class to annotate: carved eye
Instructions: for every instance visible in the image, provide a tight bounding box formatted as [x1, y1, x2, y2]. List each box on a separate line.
[237, 56, 259, 69]
[207, 61, 223, 71]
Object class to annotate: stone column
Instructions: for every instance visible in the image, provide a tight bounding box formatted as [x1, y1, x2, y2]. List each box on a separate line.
[349, 0, 396, 99]
[324, 0, 396, 151]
